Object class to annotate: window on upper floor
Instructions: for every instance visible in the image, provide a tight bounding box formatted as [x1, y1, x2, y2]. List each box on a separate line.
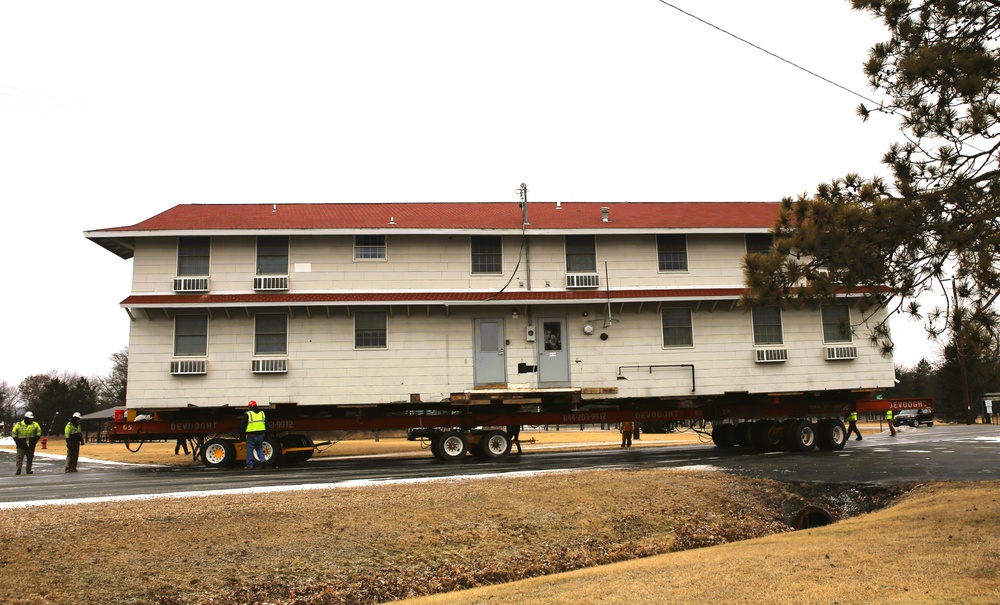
[254, 313, 288, 355]
[355, 235, 386, 260]
[565, 235, 597, 273]
[657, 234, 688, 271]
[355, 310, 388, 349]
[257, 236, 289, 275]
[752, 306, 783, 345]
[174, 314, 208, 357]
[471, 235, 503, 274]
[745, 233, 774, 255]
[661, 307, 693, 347]
[821, 304, 852, 343]
[177, 237, 210, 276]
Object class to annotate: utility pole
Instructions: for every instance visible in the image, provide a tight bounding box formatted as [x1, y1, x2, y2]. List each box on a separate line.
[953, 279, 973, 425]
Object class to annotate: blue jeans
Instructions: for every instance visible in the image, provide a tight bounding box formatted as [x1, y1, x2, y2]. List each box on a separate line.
[246, 433, 265, 468]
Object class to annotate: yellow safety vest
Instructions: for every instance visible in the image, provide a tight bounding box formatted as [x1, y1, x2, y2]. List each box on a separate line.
[886, 410, 894, 420]
[12, 421, 41, 439]
[246, 410, 266, 433]
[65, 422, 83, 439]
[847, 412, 858, 422]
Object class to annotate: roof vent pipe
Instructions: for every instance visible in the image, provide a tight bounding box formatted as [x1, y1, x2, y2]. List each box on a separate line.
[601, 207, 609, 222]
[556, 201, 562, 210]
[272, 204, 277, 213]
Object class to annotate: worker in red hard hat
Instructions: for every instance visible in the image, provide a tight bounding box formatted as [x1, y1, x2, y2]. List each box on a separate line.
[240, 401, 267, 469]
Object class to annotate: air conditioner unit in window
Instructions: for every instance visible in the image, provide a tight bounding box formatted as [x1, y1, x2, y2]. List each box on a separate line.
[173, 277, 209, 292]
[825, 346, 857, 361]
[754, 348, 788, 363]
[252, 358, 288, 374]
[170, 360, 207, 375]
[566, 273, 600, 288]
[253, 275, 289, 291]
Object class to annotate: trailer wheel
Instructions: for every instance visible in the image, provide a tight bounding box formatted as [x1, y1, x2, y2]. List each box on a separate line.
[282, 434, 314, 463]
[817, 419, 847, 451]
[711, 423, 738, 448]
[438, 430, 468, 461]
[430, 435, 445, 460]
[263, 436, 282, 466]
[735, 422, 753, 447]
[202, 438, 236, 468]
[479, 430, 512, 459]
[750, 420, 782, 451]
[785, 419, 817, 452]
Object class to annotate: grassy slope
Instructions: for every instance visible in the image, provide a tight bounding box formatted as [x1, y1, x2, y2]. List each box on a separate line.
[392, 481, 1000, 605]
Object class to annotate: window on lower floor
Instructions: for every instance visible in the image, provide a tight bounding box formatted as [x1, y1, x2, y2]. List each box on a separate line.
[254, 313, 288, 355]
[355, 235, 386, 260]
[657, 234, 688, 271]
[661, 308, 693, 347]
[355, 310, 387, 348]
[174, 314, 208, 356]
[752, 306, 783, 345]
[471, 235, 503, 274]
[821, 304, 852, 343]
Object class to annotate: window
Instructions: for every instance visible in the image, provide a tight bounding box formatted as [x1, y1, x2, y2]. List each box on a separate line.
[355, 310, 387, 348]
[661, 308, 693, 347]
[745, 234, 774, 255]
[752, 306, 783, 345]
[177, 237, 210, 276]
[257, 236, 289, 275]
[174, 315, 208, 357]
[657, 234, 688, 271]
[821, 304, 852, 343]
[471, 236, 502, 274]
[355, 235, 386, 260]
[254, 313, 288, 355]
[565, 235, 596, 272]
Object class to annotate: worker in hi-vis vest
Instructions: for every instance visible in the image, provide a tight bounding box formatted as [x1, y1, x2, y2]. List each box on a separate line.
[845, 411, 862, 441]
[886, 409, 896, 437]
[241, 400, 268, 469]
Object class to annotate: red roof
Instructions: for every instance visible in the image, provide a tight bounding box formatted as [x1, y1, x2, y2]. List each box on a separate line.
[92, 201, 779, 232]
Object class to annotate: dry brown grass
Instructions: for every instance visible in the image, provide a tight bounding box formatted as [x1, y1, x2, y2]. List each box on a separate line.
[393, 481, 1000, 605]
[0, 466, 869, 605]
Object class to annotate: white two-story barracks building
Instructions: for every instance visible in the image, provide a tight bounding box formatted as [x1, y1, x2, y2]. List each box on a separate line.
[85, 201, 895, 414]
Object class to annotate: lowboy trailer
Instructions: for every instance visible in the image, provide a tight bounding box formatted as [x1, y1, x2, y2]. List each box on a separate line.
[106, 390, 933, 468]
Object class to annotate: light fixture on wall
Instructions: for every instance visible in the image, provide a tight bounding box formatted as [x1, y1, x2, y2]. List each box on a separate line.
[512, 308, 518, 319]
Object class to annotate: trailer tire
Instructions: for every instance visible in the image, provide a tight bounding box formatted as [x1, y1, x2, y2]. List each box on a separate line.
[785, 419, 817, 452]
[263, 436, 282, 466]
[711, 423, 738, 448]
[817, 419, 848, 451]
[202, 438, 236, 468]
[480, 430, 512, 458]
[438, 430, 468, 462]
[735, 422, 754, 447]
[750, 420, 782, 451]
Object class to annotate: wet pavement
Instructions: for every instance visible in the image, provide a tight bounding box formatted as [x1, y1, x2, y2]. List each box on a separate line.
[1, 424, 998, 507]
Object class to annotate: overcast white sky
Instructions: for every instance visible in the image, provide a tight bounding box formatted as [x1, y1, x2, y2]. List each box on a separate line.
[0, 1, 944, 389]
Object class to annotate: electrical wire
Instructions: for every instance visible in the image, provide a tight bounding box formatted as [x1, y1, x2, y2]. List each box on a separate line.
[655, 1, 887, 109]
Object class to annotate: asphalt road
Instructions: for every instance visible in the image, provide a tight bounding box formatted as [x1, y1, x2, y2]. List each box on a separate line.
[2, 425, 999, 507]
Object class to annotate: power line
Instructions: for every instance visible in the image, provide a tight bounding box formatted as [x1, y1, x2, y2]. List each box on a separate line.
[655, 1, 886, 108]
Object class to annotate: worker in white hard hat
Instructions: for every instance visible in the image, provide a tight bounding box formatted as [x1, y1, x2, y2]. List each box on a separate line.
[64, 412, 85, 472]
[12, 411, 42, 475]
